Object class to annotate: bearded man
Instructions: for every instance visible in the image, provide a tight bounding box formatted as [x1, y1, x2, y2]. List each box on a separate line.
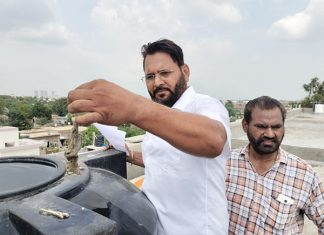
[226, 96, 324, 234]
[68, 39, 231, 235]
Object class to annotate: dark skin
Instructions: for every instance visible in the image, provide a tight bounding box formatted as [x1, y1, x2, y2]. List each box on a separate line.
[242, 107, 285, 176]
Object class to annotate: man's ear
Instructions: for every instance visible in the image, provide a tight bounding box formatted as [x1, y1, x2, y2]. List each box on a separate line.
[182, 64, 190, 82]
[242, 119, 248, 133]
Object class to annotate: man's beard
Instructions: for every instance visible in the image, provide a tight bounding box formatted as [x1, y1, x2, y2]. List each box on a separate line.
[149, 73, 187, 107]
[247, 130, 284, 155]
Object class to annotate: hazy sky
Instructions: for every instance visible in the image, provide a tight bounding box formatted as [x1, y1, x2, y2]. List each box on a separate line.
[1, 0, 323, 101]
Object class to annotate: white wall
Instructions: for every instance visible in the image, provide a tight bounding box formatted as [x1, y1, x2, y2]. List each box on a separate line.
[0, 147, 41, 157]
[0, 126, 19, 148]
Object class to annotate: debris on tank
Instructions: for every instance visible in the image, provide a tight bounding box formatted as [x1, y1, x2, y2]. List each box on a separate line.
[64, 123, 81, 175]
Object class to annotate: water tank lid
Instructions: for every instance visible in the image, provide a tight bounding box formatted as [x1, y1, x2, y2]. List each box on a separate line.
[0, 157, 65, 199]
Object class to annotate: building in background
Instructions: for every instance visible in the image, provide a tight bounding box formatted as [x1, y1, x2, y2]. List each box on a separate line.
[0, 126, 46, 157]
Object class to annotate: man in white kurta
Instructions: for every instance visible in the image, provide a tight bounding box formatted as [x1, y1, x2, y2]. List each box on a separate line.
[142, 86, 231, 235]
[67, 38, 231, 235]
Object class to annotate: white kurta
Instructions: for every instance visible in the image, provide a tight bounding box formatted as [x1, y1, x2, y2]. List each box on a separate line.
[141, 87, 231, 235]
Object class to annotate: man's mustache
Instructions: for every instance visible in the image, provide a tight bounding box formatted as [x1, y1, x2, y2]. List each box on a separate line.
[257, 136, 278, 145]
[153, 86, 173, 96]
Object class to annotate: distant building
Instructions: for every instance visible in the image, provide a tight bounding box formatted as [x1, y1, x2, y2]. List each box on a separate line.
[52, 114, 68, 126]
[51, 90, 56, 98]
[232, 100, 249, 113]
[314, 104, 324, 113]
[0, 126, 18, 148]
[23, 132, 62, 148]
[40, 90, 48, 99]
[0, 126, 46, 157]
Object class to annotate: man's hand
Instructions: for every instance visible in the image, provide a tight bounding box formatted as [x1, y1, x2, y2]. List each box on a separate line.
[67, 79, 141, 126]
[68, 79, 227, 157]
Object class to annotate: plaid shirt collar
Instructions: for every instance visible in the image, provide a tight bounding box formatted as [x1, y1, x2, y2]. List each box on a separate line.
[239, 145, 288, 166]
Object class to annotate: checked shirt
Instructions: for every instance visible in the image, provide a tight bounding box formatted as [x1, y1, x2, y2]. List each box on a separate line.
[226, 146, 324, 234]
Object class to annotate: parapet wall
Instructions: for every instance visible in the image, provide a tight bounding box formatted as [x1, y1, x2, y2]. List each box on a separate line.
[231, 139, 324, 162]
[126, 108, 323, 180]
[231, 109, 324, 162]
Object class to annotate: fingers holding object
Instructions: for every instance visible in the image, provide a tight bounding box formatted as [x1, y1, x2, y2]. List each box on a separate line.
[67, 90, 103, 125]
[67, 94, 97, 112]
[67, 85, 105, 109]
[67, 87, 92, 105]
[73, 112, 103, 125]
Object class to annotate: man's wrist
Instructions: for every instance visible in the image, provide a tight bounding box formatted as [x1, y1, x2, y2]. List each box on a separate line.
[126, 149, 134, 165]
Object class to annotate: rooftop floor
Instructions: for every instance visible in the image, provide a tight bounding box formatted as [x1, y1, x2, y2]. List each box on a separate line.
[283, 113, 324, 149]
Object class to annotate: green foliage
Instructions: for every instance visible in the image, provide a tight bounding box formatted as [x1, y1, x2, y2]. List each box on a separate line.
[15, 102, 33, 118]
[67, 113, 73, 124]
[288, 101, 300, 109]
[80, 124, 145, 147]
[81, 125, 99, 147]
[31, 101, 52, 119]
[0, 95, 53, 129]
[225, 100, 236, 117]
[52, 98, 68, 116]
[8, 109, 32, 130]
[37, 117, 51, 126]
[118, 124, 146, 137]
[1, 98, 33, 129]
[0, 115, 9, 126]
[0, 95, 14, 111]
[0, 99, 5, 115]
[301, 77, 324, 107]
[225, 100, 241, 122]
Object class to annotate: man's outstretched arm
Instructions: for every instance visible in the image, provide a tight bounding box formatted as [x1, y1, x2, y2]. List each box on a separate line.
[68, 79, 227, 158]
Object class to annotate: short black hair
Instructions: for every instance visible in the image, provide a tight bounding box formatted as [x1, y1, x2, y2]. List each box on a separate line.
[141, 39, 184, 69]
[244, 96, 287, 124]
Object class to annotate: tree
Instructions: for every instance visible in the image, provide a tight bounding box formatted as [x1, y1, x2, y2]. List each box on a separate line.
[5, 101, 33, 130]
[0, 100, 5, 115]
[31, 101, 52, 120]
[317, 81, 324, 99]
[67, 113, 73, 124]
[8, 109, 32, 130]
[225, 100, 240, 122]
[1, 96, 54, 129]
[52, 98, 68, 116]
[118, 124, 146, 137]
[15, 102, 32, 118]
[301, 77, 324, 107]
[81, 125, 99, 147]
[303, 77, 319, 97]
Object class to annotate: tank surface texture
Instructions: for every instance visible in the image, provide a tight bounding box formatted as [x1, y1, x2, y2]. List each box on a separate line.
[0, 149, 157, 235]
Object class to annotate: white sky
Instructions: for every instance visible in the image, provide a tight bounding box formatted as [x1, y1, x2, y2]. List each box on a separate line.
[1, 0, 323, 101]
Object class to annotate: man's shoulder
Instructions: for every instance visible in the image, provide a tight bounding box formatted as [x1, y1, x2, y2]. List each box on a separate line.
[194, 92, 221, 103]
[192, 93, 227, 113]
[175, 87, 224, 112]
[229, 147, 246, 159]
[281, 149, 315, 172]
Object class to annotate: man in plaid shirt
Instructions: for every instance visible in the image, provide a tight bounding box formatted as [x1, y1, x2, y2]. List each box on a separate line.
[226, 96, 324, 234]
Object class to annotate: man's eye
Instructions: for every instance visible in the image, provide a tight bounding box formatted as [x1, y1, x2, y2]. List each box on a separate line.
[159, 71, 171, 77]
[145, 75, 154, 80]
[256, 125, 266, 129]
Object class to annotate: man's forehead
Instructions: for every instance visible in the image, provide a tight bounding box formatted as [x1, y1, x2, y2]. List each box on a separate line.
[144, 52, 176, 70]
[251, 107, 283, 121]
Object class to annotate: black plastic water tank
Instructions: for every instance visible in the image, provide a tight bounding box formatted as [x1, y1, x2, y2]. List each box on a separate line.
[0, 149, 157, 235]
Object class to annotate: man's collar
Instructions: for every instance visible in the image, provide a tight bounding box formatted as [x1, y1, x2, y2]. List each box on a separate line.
[172, 86, 195, 110]
[240, 145, 287, 164]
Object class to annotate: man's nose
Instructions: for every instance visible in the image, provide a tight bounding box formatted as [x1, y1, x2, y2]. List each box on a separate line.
[153, 75, 164, 87]
[264, 128, 275, 138]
